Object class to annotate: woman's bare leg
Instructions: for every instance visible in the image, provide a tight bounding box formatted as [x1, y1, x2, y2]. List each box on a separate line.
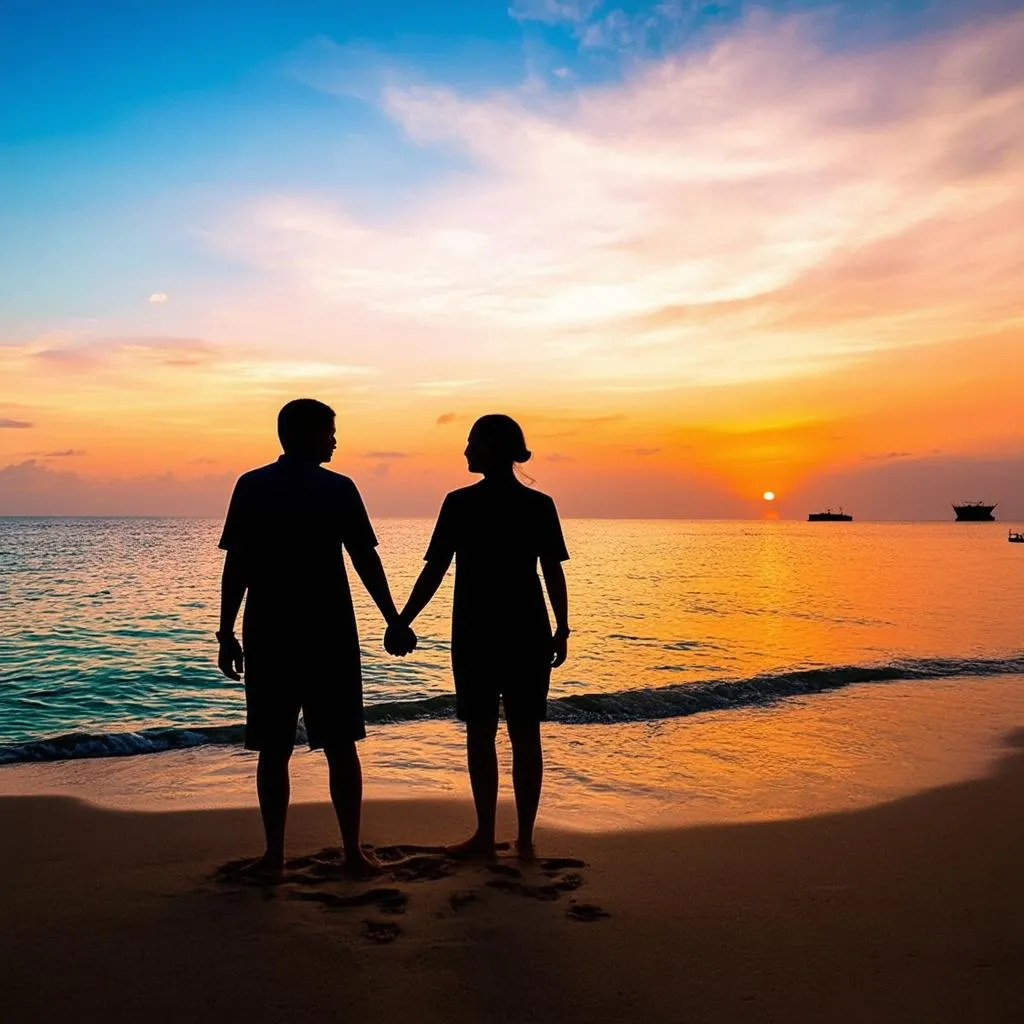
[446, 719, 499, 857]
[508, 719, 543, 856]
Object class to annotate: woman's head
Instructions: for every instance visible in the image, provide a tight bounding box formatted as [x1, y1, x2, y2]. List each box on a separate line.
[465, 414, 531, 474]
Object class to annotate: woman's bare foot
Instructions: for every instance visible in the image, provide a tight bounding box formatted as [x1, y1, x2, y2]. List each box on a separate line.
[231, 853, 285, 883]
[343, 848, 383, 878]
[514, 838, 536, 861]
[445, 833, 497, 860]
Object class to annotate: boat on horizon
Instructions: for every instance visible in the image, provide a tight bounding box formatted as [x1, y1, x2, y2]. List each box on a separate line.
[953, 501, 997, 522]
[1009, 530, 1024, 544]
[808, 509, 853, 522]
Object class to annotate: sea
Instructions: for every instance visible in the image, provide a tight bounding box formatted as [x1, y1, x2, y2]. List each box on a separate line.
[2, 517, 1023, 828]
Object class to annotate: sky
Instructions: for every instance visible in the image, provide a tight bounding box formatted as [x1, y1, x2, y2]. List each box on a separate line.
[1, 0, 1022, 519]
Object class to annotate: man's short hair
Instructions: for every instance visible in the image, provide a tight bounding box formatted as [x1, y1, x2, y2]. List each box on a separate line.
[277, 398, 335, 451]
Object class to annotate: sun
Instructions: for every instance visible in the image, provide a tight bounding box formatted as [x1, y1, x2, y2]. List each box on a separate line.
[763, 491, 775, 501]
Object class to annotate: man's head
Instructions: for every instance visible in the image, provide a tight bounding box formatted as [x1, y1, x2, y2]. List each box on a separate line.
[277, 398, 337, 463]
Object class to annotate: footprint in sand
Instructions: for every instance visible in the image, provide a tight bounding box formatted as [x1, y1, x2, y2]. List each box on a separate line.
[567, 902, 610, 922]
[485, 862, 523, 879]
[484, 857, 589, 902]
[363, 919, 402, 944]
[214, 846, 606, 936]
[539, 857, 587, 873]
[389, 855, 452, 882]
[289, 887, 408, 914]
[485, 877, 563, 901]
[449, 890, 477, 912]
[553, 872, 585, 892]
[285, 847, 342, 869]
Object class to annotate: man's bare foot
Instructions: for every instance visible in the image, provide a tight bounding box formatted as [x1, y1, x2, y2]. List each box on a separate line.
[230, 853, 285, 883]
[343, 849, 383, 878]
[514, 838, 537, 861]
[445, 834, 497, 860]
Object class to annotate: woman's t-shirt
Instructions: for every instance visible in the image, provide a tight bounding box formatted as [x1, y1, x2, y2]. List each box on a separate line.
[424, 479, 568, 661]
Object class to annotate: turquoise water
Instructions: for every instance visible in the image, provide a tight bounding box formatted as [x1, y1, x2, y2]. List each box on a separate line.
[2, 517, 1023, 763]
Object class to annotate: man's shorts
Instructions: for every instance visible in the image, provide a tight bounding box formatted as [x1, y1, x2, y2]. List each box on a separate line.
[243, 663, 365, 752]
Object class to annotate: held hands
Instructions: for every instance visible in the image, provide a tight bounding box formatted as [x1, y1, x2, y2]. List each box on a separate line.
[217, 633, 244, 680]
[384, 622, 417, 657]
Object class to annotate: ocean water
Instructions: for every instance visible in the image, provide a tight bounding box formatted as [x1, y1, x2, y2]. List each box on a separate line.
[2, 517, 1023, 825]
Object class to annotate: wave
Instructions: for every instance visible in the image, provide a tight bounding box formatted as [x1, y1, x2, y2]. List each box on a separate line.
[2, 654, 1022, 765]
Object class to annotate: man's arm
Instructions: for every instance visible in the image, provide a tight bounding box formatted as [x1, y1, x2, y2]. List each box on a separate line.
[540, 556, 570, 668]
[348, 545, 401, 625]
[217, 549, 247, 680]
[347, 545, 418, 656]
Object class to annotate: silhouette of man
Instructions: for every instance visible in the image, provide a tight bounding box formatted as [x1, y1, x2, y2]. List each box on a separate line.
[216, 398, 415, 877]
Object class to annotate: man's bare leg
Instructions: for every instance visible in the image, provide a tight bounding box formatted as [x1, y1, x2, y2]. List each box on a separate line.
[252, 748, 291, 875]
[325, 741, 381, 876]
[508, 719, 543, 858]
[446, 719, 499, 858]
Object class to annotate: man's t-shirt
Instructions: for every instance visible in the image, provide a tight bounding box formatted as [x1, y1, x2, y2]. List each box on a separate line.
[424, 478, 568, 673]
[219, 455, 376, 660]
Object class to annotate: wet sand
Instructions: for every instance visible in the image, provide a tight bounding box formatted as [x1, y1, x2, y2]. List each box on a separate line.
[3, 731, 1024, 1023]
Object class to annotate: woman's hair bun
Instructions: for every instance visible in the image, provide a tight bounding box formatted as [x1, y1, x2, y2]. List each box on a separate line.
[470, 414, 532, 465]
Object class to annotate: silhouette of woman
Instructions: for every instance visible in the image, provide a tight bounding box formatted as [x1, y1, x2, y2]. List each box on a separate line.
[391, 415, 570, 857]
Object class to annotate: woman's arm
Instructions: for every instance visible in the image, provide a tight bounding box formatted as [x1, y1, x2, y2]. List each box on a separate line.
[399, 554, 453, 627]
[348, 545, 418, 656]
[540, 556, 569, 668]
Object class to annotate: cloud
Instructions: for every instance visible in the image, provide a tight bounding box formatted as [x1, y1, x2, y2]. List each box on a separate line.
[148, 293, 169, 304]
[633, 447, 661, 456]
[412, 379, 487, 396]
[0, 460, 237, 516]
[509, 0, 601, 26]
[863, 451, 914, 461]
[38, 449, 86, 458]
[10, 334, 375, 388]
[789, 453, 1024, 520]
[228, 9, 1024, 389]
[362, 450, 412, 459]
[436, 413, 458, 425]
[33, 336, 217, 371]
[545, 452, 576, 462]
[0, 418, 32, 429]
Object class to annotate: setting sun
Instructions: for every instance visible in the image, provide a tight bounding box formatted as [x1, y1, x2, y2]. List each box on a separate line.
[763, 491, 776, 501]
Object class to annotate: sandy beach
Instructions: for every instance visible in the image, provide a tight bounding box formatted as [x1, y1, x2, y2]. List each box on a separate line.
[3, 729, 1023, 1024]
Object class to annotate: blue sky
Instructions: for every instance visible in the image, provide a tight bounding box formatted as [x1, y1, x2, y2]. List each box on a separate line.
[1, 0, 1014, 326]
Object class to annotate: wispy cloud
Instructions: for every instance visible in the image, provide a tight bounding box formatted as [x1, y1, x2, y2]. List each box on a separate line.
[412, 379, 488, 396]
[0, 459, 236, 516]
[510, 0, 602, 27]
[148, 293, 169, 304]
[223, 9, 1024, 389]
[0, 418, 33, 429]
[511, 0, 732, 54]
[33, 336, 217, 371]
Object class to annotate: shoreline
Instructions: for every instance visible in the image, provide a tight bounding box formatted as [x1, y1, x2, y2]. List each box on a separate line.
[4, 673, 1024, 831]
[3, 728, 1024, 1022]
